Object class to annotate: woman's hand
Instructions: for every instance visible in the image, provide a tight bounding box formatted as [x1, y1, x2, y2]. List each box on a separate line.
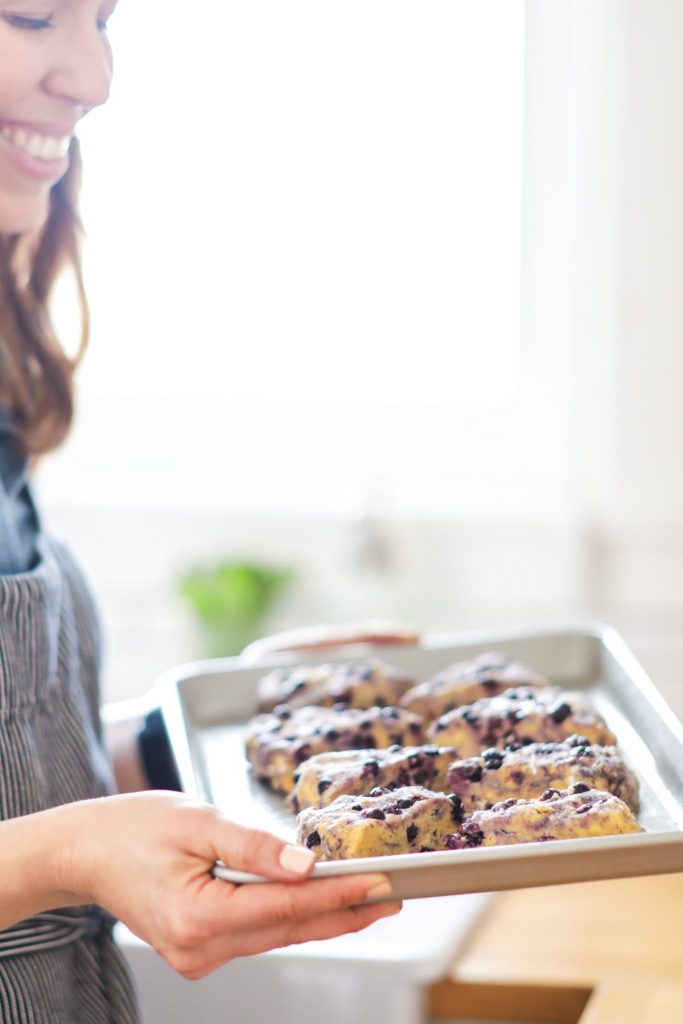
[58, 792, 401, 980]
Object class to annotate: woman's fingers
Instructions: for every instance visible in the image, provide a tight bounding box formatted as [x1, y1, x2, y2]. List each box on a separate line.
[168, 900, 403, 980]
[210, 818, 318, 881]
[206, 871, 394, 933]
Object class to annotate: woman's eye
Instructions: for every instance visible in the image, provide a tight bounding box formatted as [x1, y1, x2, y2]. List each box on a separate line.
[4, 13, 54, 30]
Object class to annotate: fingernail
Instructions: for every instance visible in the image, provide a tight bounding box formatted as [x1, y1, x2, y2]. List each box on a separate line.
[365, 880, 393, 901]
[377, 901, 402, 917]
[279, 843, 315, 875]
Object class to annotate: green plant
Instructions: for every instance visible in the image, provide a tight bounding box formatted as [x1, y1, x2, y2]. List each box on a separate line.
[178, 560, 296, 657]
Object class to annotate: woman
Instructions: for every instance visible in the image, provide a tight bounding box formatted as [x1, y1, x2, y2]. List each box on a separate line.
[0, 1, 400, 1020]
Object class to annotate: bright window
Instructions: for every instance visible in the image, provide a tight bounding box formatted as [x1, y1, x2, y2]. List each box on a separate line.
[45, 1, 526, 517]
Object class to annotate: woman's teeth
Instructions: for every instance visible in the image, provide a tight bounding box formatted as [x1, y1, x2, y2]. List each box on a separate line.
[1, 126, 71, 161]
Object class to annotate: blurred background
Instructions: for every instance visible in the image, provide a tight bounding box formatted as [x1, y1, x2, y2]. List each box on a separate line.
[38, 0, 683, 716]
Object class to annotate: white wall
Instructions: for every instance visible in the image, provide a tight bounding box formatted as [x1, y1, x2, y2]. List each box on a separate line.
[39, 0, 683, 720]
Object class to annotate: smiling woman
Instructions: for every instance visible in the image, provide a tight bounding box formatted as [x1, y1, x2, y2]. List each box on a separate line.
[0, 0, 114, 457]
[0, 2, 403, 1021]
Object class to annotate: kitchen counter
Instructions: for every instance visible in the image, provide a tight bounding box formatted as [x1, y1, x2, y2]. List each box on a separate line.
[428, 872, 683, 1023]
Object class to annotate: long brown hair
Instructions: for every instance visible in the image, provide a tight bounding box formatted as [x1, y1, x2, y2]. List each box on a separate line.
[0, 137, 89, 455]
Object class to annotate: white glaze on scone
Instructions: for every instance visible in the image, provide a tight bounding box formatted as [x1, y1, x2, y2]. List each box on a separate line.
[427, 686, 616, 756]
[245, 704, 425, 794]
[443, 786, 642, 849]
[400, 651, 548, 721]
[256, 659, 416, 713]
[289, 744, 458, 812]
[296, 785, 465, 860]
[444, 736, 639, 813]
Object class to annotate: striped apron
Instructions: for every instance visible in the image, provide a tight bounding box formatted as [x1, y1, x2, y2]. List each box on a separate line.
[0, 533, 140, 1023]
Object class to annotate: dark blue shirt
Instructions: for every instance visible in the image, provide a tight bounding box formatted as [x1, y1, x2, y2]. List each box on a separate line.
[0, 405, 40, 574]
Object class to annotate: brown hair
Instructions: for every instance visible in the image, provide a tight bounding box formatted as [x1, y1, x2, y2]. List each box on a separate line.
[0, 137, 89, 455]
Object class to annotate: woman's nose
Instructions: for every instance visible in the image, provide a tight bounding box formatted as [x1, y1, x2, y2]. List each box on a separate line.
[43, 31, 113, 112]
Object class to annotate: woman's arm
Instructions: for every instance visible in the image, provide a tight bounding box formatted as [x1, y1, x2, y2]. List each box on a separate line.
[0, 793, 400, 978]
[0, 804, 87, 930]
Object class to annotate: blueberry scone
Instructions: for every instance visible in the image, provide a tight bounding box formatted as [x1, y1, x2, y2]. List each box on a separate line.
[296, 785, 465, 860]
[427, 686, 616, 756]
[400, 651, 548, 721]
[245, 705, 425, 794]
[256, 659, 416, 713]
[289, 744, 458, 812]
[444, 736, 639, 813]
[443, 785, 642, 848]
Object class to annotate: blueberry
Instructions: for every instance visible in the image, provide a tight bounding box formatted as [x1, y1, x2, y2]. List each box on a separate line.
[397, 797, 416, 809]
[292, 680, 307, 693]
[576, 747, 592, 758]
[464, 829, 485, 848]
[500, 798, 518, 809]
[305, 830, 321, 848]
[422, 746, 440, 757]
[541, 788, 561, 801]
[482, 751, 504, 770]
[462, 710, 480, 726]
[406, 823, 419, 843]
[567, 734, 590, 748]
[317, 778, 333, 794]
[295, 743, 312, 764]
[360, 720, 373, 730]
[325, 729, 339, 741]
[388, 744, 402, 753]
[548, 702, 572, 724]
[448, 794, 464, 822]
[274, 705, 291, 719]
[351, 803, 363, 811]
[369, 786, 387, 797]
[363, 759, 380, 776]
[362, 808, 386, 821]
[572, 782, 590, 794]
[444, 834, 463, 850]
[463, 762, 484, 782]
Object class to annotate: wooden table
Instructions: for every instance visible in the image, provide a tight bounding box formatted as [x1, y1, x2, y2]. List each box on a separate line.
[428, 873, 683, 1023]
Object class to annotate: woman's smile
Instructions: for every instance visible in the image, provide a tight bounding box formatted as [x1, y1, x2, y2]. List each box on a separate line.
[0, 120, 72, 183]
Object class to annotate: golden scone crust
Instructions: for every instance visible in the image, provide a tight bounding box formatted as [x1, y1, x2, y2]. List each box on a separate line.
[427, 686, 616, 756]
[245, 704, 424, 794]
[443, 786, 642, 849]
[400, 651, 548, 721]
[445, 736, 639, 813]
[297, 785, 465, 860]
[256, 659, 416, 713]
[289, 744, 458, 812]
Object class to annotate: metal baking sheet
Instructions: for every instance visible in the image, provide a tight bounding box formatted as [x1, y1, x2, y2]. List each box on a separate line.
[158, 623, 683, 900]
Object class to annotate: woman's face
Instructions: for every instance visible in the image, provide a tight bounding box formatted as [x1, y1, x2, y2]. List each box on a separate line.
[0, 0, 115, 235]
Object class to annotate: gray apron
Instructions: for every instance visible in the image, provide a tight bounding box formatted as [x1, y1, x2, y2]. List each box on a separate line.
[0, 532, 140, 1022]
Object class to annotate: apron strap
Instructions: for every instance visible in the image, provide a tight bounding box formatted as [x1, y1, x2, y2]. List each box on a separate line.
[0, 909, 106, 959]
